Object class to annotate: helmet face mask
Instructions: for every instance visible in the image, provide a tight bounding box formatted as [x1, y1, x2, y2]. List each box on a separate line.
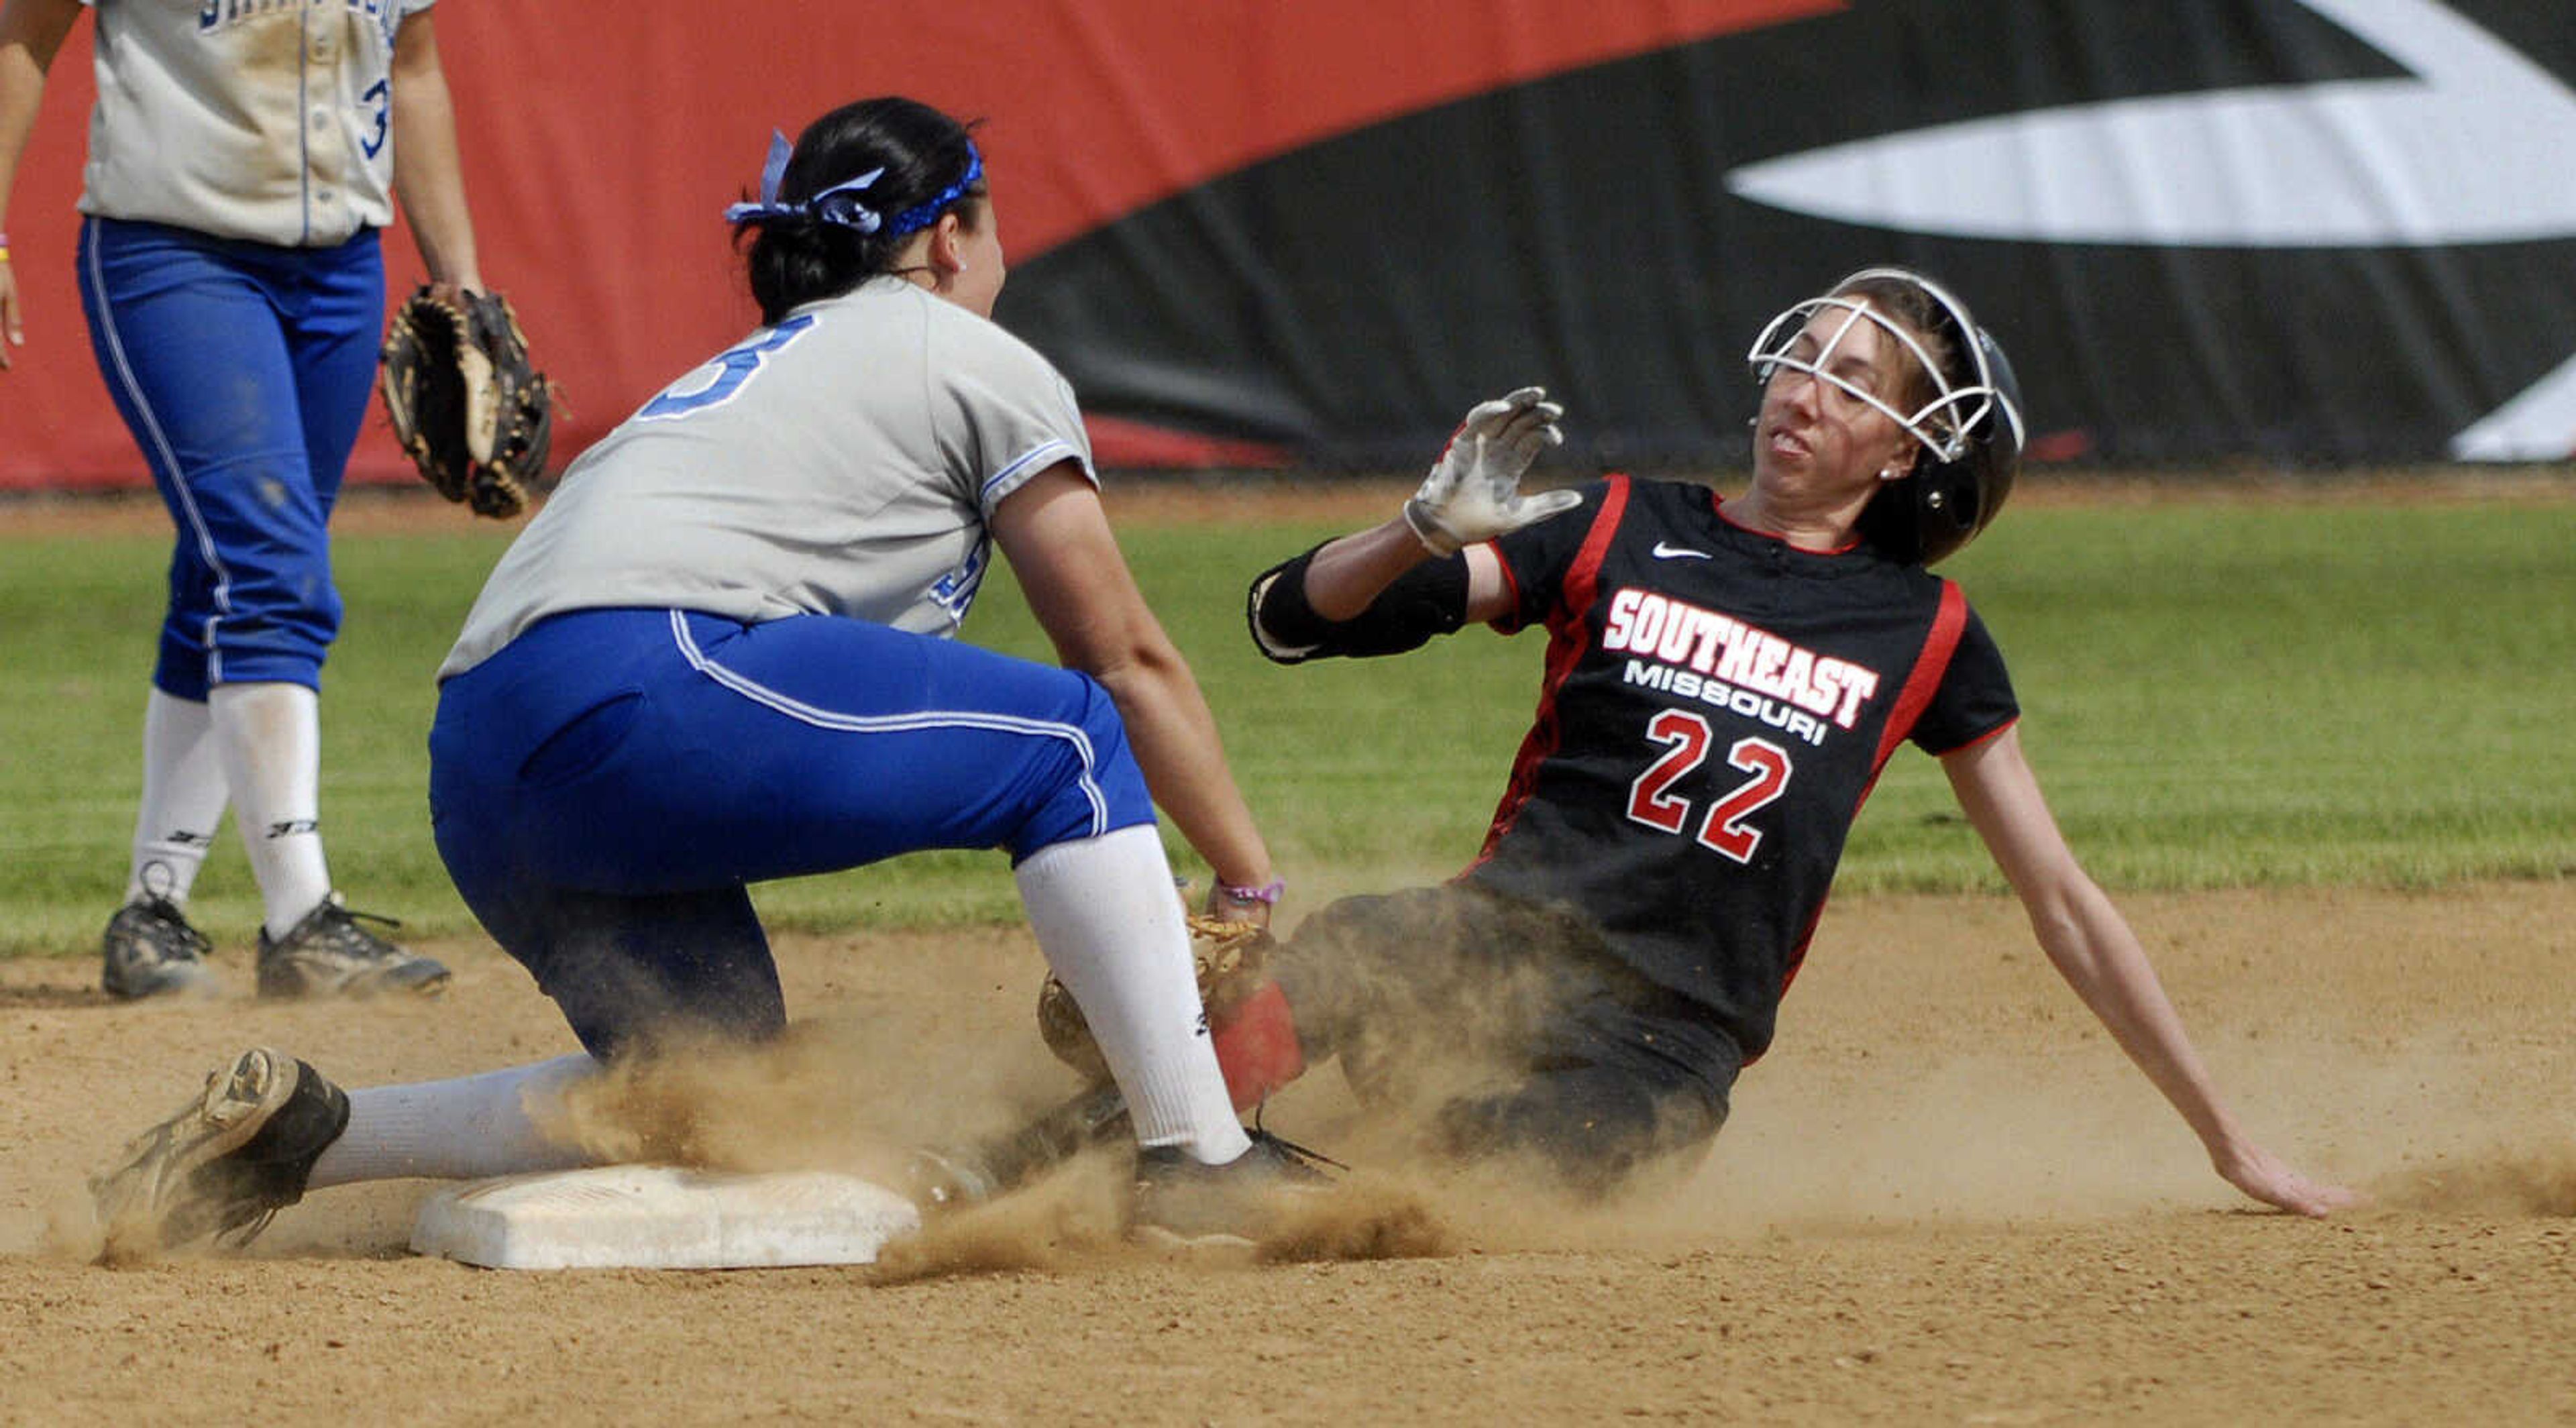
[1746, 267, 2027, 565]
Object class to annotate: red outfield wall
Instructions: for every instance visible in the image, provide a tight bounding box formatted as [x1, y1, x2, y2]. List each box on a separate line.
[0, 0, 1816, 489]
[7, 1, 2572, 488]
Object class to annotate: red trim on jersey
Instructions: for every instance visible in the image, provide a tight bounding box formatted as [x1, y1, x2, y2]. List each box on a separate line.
[1764, 898, 1834, 1050]
[1462, 474, 1633, 873]
[1707, 488, 1868, 555]
[1870, 579, 1972, 771]
[1931, 712, 2019, 759]
[1773, 578, 1972, 1001]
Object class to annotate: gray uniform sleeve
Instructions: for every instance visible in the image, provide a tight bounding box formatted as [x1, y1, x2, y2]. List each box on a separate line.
[932, 324, 1097, 520]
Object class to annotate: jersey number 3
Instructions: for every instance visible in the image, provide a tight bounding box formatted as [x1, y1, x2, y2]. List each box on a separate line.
[639, 313, 818, 421]
[1625, 710, 1791, 864]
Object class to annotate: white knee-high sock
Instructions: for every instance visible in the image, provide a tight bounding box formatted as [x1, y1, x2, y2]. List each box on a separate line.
[308, 1056, 600, 1188]
[125, 689, 229, 907]
[1014, 825, 1250, 1165]
[207, 681, 333, 938]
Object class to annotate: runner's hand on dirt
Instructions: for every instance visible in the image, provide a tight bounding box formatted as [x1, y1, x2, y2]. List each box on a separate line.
[2214, 1142, 2361, 1217]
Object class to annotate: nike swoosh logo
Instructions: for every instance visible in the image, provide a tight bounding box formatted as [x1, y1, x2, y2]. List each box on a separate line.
[1726, 0, 2576, 249]
[1652, 542, 1711, 561]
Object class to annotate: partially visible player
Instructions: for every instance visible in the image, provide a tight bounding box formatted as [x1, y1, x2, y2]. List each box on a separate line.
[86, 97, 1311, 1258]
[1219, 268, 2355, 1215]
[0, 0, 476, 998]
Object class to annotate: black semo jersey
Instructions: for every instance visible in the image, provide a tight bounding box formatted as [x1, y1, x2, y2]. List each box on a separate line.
[1464, 476, 2019, 1060]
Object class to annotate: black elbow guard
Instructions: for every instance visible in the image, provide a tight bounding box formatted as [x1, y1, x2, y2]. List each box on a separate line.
[1246, 544, 1472, 663]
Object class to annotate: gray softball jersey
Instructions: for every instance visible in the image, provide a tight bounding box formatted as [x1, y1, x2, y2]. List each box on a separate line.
[440, 278, 1097, 680]
[78, 0, 431, 246]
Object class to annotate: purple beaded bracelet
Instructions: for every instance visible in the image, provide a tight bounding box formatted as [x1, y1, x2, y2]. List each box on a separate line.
[1214, 878, 1287, 906]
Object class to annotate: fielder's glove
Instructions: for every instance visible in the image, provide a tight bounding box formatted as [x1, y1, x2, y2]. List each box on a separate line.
[380, 285, 555, 518]
[1038, 914, 1277, 1087]
[1401, 386, 1578, 555]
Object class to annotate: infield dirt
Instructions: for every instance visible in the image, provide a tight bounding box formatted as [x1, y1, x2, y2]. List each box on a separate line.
[3, 881, 2571, 1425]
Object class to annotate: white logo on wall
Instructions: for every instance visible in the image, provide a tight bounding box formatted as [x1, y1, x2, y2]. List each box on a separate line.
[1725, 0, 2576, 459]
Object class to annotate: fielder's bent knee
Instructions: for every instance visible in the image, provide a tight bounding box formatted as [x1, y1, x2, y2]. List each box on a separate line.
[1008, 674, 1155, 859]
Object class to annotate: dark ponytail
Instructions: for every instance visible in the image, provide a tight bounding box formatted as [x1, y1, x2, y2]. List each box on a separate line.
[733, 97, 986, 325]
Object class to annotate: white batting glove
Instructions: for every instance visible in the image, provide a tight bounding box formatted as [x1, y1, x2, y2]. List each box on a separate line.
[1402, 387, 1579, 556]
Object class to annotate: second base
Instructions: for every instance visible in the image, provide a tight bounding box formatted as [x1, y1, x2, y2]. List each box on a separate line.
[410, 1165, 923, 1270]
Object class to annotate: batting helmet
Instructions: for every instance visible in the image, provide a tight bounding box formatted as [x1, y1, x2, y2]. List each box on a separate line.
[1748, 267, 2025, 565]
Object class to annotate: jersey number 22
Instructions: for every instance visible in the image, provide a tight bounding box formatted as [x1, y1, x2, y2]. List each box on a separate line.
[1625, 710, 1791, 864]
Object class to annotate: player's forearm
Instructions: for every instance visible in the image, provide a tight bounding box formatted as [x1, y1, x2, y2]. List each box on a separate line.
[2029, 879, 2248, 1156]
[0, 52, 40, 229]
[389, 62, 480, 290]
[1087, 651, 1275, 891]
[0, 0, 83, 231]
[1301, 518, 1438, 620]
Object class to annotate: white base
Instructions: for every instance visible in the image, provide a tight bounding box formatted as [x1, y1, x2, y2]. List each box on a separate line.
[409, 1166, 923, 1270]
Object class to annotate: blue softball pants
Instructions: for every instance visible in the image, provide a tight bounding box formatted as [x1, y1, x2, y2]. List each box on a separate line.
[78, 217, 385, 698]
[429, 607, 1157, 1060]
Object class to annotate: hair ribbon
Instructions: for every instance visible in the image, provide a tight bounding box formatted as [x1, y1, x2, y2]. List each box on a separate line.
[722, 129, 982, 239]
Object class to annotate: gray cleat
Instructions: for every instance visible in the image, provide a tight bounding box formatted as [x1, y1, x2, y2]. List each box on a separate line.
[100, 895, 221, 1000]
[90, 1046, 350, 1261]
[256, 894, 450, 999]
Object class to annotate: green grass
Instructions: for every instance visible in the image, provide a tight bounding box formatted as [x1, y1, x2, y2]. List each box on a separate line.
[3, 484, 2570, 956]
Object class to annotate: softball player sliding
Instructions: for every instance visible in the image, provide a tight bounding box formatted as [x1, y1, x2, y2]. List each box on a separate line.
[0, 0, 479, 999]
[1227, 270, 2355, 1217]
[88, 97, 1319, 1259]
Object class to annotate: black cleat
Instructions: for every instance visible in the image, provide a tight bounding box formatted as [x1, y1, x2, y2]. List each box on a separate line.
[908, 1081, 1134, 1212]
[1128, 1127, 1339, 1253]
[90, 1048, 351, 1260]
[100, 895, 220, 1001]
[256, 895, 449, 999]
